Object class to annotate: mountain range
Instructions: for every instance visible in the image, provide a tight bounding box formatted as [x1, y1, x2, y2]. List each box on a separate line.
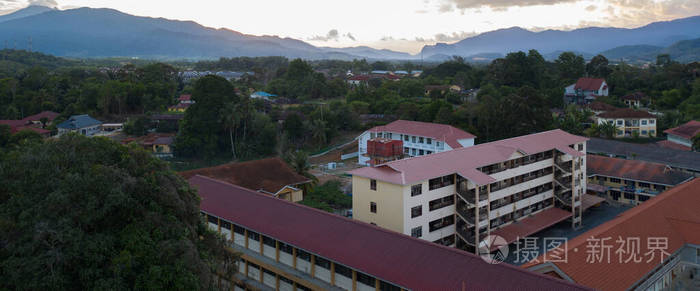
[0, 5, 699, 62]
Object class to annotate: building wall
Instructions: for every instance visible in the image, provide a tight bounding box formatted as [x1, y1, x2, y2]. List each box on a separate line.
[403, 178, 456, 243]
[587, 175, 671, 206]
[352, 176, 405, 233]
[666, 134, 692, 147]
[277, 187, 304, 203]
[598, 118, 657, 138]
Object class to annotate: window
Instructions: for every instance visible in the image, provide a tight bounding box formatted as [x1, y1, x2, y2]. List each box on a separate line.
[610, 178, 621, 183]
[641, 120, 648, 125]
[419, 149, 424, 155]
[429, 195, 455, 211]
[427, 138, 432, 144]
[641, 130, 648, 135]
[411, 226, 422, 238]
[412, 136, 416, 143]
[428, 175, 454, 190]
[436, 142, 441, 147]
[263, 235, 275, 247]
[624, 192, 635, 200]
[221, 220, 231, 230]
[429, 215, 454, 232]
[577, 144, 583, 151]
[370, 202, 377, 213]
[370, 132, 375, 139]
[650, 119, 655, 124]
[315, 256, 331, 269]
[356, 272, 375, 287]
[411, 205, 422, 218]
[650, 130, 656, 135]
[617, 120, 623, 126]
[427, 151, 432, 154]
[386, 133, 392, 139]
[411, 184, 422, 196]
[404, 147, 409, 154]
[412, 149, 416, 155]
[335, 264, 352, 278]
[403, 135, 408, 141]
[370, 179, 377, 190]
[638, 195, 650, 202]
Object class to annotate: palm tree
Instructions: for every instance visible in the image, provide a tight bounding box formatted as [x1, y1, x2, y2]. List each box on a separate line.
[310, 119, 327, 146]
[220, 102, 241, 159]
[598, 121, 617, 139]
[286, 151, 318, 187]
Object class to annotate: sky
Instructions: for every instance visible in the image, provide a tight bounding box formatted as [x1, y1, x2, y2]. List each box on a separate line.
[1, 0, 699, 53]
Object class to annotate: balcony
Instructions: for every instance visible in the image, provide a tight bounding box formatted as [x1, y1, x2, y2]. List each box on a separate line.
[554, 177, 572, 189]
[456, 206, 475, 226]
[456, 226, 475, 245]
[457, 187, 476, 206]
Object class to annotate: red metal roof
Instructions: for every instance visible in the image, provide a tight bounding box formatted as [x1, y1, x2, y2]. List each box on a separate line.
[597, 108, 655, 119]
[350, 129, 587, 186]
[663, 120, 700, 140]
[21, 111, 60, 122]
[523, 179, 700, 291]
[178, 94, 192, 102]
[574, 78, 606, 91]
[367, 120, 475, 149]
[587, 155, 694, 186]
[654, 140, 692, 151]
[490, 207, 572, 250]
[0, 120, 51, 135]
[190, 175, 590, 291]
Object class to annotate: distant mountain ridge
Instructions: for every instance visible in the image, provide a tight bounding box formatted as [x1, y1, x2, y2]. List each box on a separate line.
[421, 16, 700, 61]
[0, 5, 54, 23]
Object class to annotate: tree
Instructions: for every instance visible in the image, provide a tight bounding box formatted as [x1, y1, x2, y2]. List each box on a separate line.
[692, 133, 700, 151]
[300, 180, 351, 212]
[220, 102, 242, 159]
[0, 135, 235, 290]
[598, 121, 617, 138]
[587, 55, 612, 78]
[556, 52, 586, 82]
[285, 151, 317, 185]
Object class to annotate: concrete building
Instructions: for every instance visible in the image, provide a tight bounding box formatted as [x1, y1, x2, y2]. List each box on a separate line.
[587, 137, 700, 175]
[586, 155, 694, 206]
[189, 175, 589, 291]
[525, 178, 700, 291]
[56, 114, 102, 136]
[663, 120, 700, 151]
[564, 78, 608, 105]
[596, 108, 657, 138]
[180, 157, 311, 202]
[621, 92, 649, 108]
[349, 130, 603, 254]
[357, 120, 476, 166]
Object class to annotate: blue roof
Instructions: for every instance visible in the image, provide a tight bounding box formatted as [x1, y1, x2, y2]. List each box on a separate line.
[57, 115, 102, 130]
[252, 91, 277, 97]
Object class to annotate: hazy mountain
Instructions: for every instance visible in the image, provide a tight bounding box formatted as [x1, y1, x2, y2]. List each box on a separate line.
[0, 6, 410, 60]
[322, 46, 415, 60]
[597, 38, 700, 63]
[421, 16, 700, 60]
[0, 5, 54, 23]
[599, 45, 663, 62]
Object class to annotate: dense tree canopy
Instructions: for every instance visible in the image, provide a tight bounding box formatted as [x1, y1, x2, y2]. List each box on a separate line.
[0, 135, 234, 290]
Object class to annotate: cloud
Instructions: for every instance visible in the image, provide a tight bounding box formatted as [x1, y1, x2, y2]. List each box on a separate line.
[585, 4, 596, 11]
[28, 0, 57, 7]
[345, 33, 356, 41]
[0, 0, 57, 12]
[309, 29, 340, 41]
[582, 0, 700, 28]
[441, 0, 578, 11]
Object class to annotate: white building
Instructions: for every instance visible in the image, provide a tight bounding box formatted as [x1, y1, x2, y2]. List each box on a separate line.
[596, 108, 657, 138]
[357, 120, 476, 166]
[564, 78, 609, 105]
[56, 114, 103, 137]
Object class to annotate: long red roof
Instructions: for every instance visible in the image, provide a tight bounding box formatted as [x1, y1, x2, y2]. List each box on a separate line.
[367, 120, 476, 149]
[587, 155, 694, 186]
[663, 120, 700, 140]
[524, 179, 700, 291]
[190, 175, 590, 290]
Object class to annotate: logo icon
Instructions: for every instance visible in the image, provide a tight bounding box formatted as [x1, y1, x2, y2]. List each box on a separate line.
[478, 235, 509, 264]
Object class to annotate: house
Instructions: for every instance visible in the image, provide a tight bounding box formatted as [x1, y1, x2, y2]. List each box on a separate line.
[424, 85, 461, 96]
[587, 137, 700, 175]
[621, 91, 649, 108]
[0, 119, 51, 137]
[347, 75, 370, 86]
[586, 155, 694, 206]
[564, 78, 608, 105]
[179, 157, 311, 202]
[584, 101, 618, 115]
[357, 120, 476, 166]
[250, 91, 277, 101]
[190, 174, 589, 291]
[168, 94, 195, 112]
[122, 133, 175, 158]
[596, 108, 657, 138]
[524, 178, 700, 291]
[21, 111, 59, 125]
[56, 114, 102, 137]
[349, 130, 600, 254]
[662, 120, 700, 151]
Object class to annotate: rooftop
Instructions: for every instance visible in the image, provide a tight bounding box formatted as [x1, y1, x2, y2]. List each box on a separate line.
[586, 138, 700, 172]
[0, 120, 51, 135]
[574, 78, 606, 91]
[178, 94, 192, 102]
[663, 120, 700, 140]
[190, 175, 590, 291]
[585, 101, 618, 112]
[21, 111, 60, 122]
[587, 155, 694, 186]
[179, 157, 310, 194]
[597, 108, 655, 119]
[524, 178, 700, 291]
[621, 92, 646, 101]
[350, 129, 586, 186]
[122, 133, 175, 146]
[654, 140, 691, 151]
[366, 120, 476, 149]
[56, 114, 102, 130]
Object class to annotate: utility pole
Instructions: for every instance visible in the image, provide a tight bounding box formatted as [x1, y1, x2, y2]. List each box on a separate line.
[28, 37, 32, 52]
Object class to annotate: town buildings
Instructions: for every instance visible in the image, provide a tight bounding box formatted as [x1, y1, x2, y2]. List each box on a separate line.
[564, 78, 608, 105]
[662, 120, 700, 151]
[180, 157, 311, 202]
[122, 133, 175, 158]
[525, 178, 700, 291]
[349, 130, 602, 254]
[596, 108, 657, 138]
[56, 114, 103, 136]
[621, 92, 649, 108]
[190, 174, 589, 291]
[168, 94, 194, 112]
[357, 120, 476, 166]
[586, 155, 694, 205]
[587, 137, 700, 175]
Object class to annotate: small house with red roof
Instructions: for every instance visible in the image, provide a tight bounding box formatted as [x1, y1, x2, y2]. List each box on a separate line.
[564, 78, 608, 105]
[168, 94, 195, 112]
[357, 120, 476, 166]
[663, 120, 700, 150]
[621, 91, 649, 108]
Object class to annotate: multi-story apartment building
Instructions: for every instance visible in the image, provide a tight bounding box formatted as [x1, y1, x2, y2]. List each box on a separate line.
[525, 179, 700, 291]
[189, 175, 588, 291]
[357, 120, 475, 166]
[586, 155, 694, 206]
[596, 108, 657, 138]
[350, 129, 595, 254]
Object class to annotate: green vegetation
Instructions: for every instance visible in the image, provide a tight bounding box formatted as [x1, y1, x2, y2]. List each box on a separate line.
[300, 180, 351, 212]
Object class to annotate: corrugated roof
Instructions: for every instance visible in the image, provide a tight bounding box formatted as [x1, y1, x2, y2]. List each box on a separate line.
[21, 111, 59, 122]
[587, 138, 700, 172]
[574, 78, 606, 91]
[524, 179, 700, 291]
[597, 108, 655, 119]
[663, 120, 700, 140]
[180, 157, 310, 194]
[350, 129, 587, 186]
[654, 140, 692, 151]
[190, 175, 591, 291]
[56, 114, 102, 130]
[587, 155, 694, 186]
[366, 120, 475, 149]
